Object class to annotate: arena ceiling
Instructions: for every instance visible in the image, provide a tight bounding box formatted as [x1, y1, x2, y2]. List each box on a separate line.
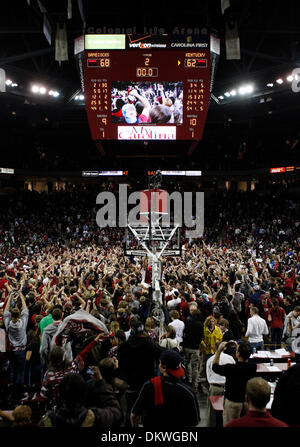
[1, 0, 300, 163]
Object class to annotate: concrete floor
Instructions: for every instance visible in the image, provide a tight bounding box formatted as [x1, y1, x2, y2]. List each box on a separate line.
[197, 381, 210, 427]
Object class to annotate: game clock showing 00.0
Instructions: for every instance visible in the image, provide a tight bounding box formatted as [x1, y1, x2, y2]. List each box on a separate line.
[82, 34, 210, 141]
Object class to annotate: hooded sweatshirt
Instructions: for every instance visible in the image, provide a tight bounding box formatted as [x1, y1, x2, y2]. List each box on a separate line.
[40, 321, 63, 368]
[118, 334, 162, 390]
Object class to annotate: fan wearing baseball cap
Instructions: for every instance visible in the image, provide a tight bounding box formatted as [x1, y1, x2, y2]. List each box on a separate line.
[159, 349, 185, 378]
[130, 350, 200, 428]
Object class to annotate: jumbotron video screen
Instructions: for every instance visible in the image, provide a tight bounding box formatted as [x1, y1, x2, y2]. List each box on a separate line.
[76, 34, 211, 141]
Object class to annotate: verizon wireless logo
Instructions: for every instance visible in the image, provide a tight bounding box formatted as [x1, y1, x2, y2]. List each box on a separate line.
[128, 35, 167, 49]
[129, 42, 167, 48]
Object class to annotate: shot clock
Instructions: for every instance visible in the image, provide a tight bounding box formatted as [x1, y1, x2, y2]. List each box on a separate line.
[136, 67, 158, 77]
[78, 34, 211, 141]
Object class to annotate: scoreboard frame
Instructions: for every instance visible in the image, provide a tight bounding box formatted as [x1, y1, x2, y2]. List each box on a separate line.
[77, 33, 211, 142]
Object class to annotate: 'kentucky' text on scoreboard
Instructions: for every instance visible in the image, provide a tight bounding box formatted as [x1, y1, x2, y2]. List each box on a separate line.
[82, 34, 210, 141]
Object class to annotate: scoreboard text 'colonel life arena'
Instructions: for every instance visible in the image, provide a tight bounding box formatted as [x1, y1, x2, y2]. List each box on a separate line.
[75, 34, 213, 142]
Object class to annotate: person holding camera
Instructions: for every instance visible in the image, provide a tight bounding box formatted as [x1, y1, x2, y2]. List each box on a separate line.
[3, 286, 29, 388]
[206, 340, 236, 427]
[212, 340, 256, 426]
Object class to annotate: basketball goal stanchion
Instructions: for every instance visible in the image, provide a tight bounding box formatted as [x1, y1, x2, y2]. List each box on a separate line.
[125, 171, 181, 339]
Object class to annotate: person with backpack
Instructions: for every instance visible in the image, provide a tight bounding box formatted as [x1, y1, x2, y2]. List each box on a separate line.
[159, 325, 180, 351]
[130, 350, 200, 428]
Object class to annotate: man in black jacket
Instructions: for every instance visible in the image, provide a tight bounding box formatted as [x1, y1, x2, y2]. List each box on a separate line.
[117, 318, 163, 426]
[130, 350, 200, 428]
[182, 309, 203, 392]
[271, 363, 300, 426]
[218, 318, 235, 342]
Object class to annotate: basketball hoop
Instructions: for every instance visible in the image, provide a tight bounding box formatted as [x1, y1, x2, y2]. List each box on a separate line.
[124, 170, 182, 338]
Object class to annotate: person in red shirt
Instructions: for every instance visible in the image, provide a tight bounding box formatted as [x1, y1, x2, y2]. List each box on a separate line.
[260, 294, 272, 322]
[267, 298, 286, 350]
[6, 266, 16, 279]
[278, 269, 297, 296]
[144, 266, 152, 285]
[226, 377, 288, 427]
[0, 271, 10, 299]
[35, 333, 102, 409]
[178, 293, 191, 322]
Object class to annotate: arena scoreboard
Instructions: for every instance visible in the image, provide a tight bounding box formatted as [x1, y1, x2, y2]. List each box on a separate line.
[76, 34, 211, 141]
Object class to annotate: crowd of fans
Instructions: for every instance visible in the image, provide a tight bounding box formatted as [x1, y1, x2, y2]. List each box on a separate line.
[111, 82, 183, 124]
[0, 184, 299, 428]
[1, 118, 298, 172]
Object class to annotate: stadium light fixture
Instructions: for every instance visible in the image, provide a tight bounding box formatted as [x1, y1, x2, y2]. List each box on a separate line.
[48, 90, 60, 97]
[238, 84, 254, 95]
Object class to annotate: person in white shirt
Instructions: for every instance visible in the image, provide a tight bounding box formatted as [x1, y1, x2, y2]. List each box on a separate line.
[167, 294, 182, 311]
[283, 306, 300, 350]
[168, 310, 185, 344]
[245, 306, 269, 351]
[206, 341, 237, 427]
